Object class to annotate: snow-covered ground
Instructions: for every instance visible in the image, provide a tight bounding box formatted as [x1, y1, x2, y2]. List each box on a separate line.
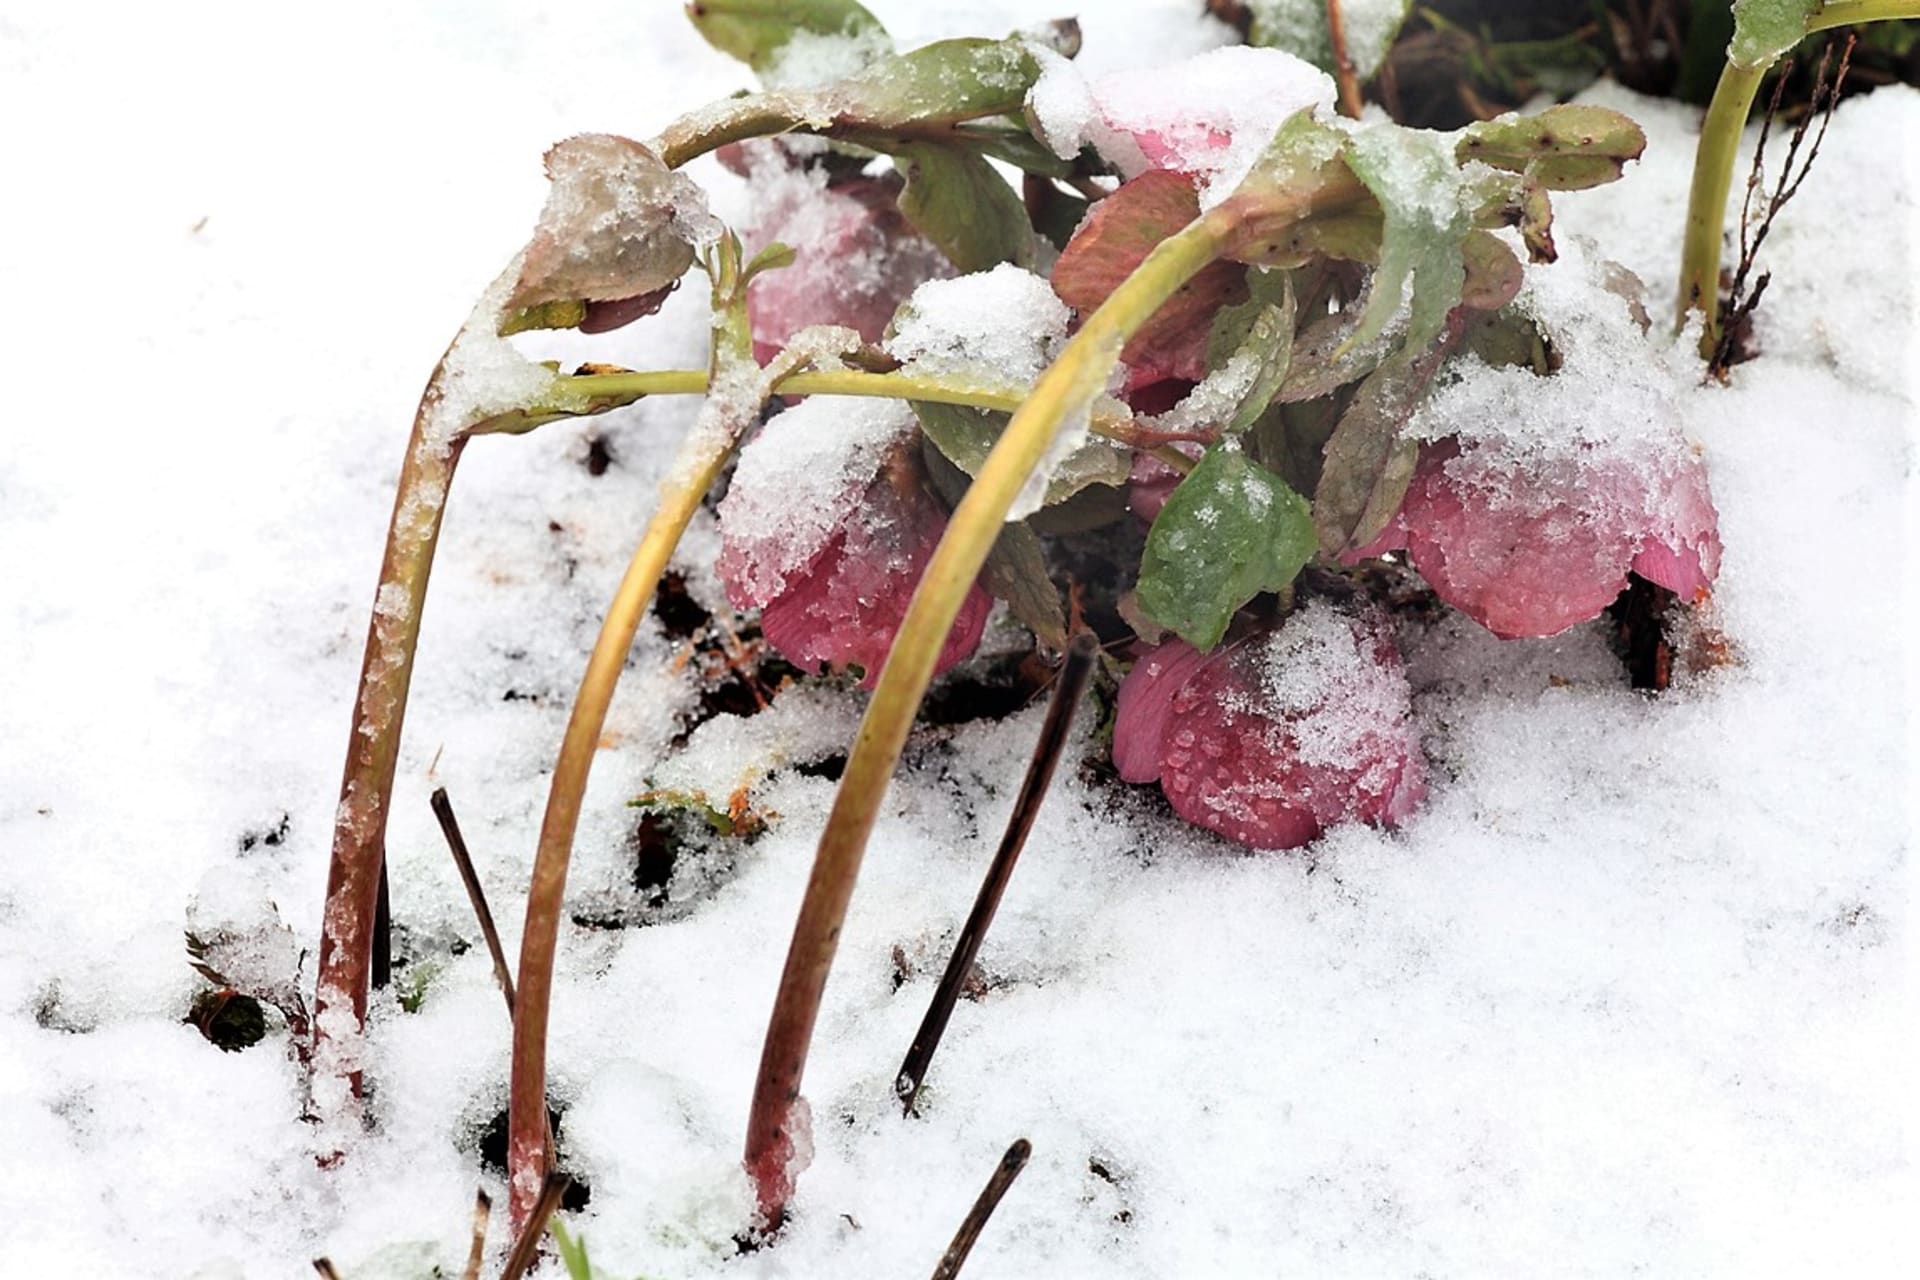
[1, 2, 1914, 1275]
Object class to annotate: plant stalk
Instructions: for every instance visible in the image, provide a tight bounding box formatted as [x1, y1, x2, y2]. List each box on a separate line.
[506, 250, 763, 1232]
[1675, 0, 1920, 348]
[741, 207, 1238, 1225]
[311, 370, 466, 1124]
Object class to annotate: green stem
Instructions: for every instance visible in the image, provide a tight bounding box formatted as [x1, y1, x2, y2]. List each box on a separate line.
[1675, 0, 1920, 349]
[505, 247, 762, 1233]
[1676, 59, 1767, 347]
[739, 206, 1239, 1226]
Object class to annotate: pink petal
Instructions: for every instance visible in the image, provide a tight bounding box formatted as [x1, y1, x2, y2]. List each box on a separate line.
[754, 459, 990, 688]
[1112, 637, 1216, 784]
[745, 174, 950, 365]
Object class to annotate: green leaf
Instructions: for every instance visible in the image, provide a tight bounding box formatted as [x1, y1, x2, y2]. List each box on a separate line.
[1342, 124, 1474, 357]
[914, 401, 1129, 503]
[834, 37, 1042, 128]
[687, 0, 888, 74]
[743, 241, 798, 283]
[1136, 444, 1316, 651]
[1455, 105, 1647, 191]
[1729, 0, 1820, 69]
[980, 519, 1068, 648]
[892, 141, 1033, 271]
[1311, 326, 1460, 557]
[1202, 271, 1298, 435]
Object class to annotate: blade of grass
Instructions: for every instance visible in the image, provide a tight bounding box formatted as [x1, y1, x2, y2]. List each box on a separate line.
[896, 632, 1099, 1115]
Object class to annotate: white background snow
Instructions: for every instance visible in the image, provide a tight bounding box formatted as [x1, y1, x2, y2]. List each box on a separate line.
[0, 1, 1914, 1275]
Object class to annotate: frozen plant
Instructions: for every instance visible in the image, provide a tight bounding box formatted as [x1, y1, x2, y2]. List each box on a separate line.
[298, 0, 1900, 1255]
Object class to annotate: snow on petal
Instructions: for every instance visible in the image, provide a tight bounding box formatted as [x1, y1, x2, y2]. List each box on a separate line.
[740, 147, 951, 365]
[1029, 45, 1336, 201]
[750, 444, 990, 688]
[717, 397, 919, 608]
[1116, 603, 1424, 849]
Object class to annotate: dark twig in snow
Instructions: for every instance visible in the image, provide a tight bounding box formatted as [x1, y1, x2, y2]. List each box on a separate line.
[1712, 35, 1854, 377]
[461, 1188, 492, 1280]
[311, 1262, 343, 1279]
[371, 863, 391, 991]
[500, 1171, 572, 1280]
[930, 1139, 1033, 1280]
[431, 787, 517, 1016]
[896, 632, 1099, 1115]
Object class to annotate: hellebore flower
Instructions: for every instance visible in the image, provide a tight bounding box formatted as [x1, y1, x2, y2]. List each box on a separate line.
[717, 397, 990, 686]
[1349, 438, 1722, 640]
[1114, 602, 1425, 850]
[736, 145, 951, 365]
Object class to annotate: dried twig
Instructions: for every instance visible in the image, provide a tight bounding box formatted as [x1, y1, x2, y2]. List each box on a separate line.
[1711, 35, 1854, 376]
[930, 1139, 1032, 1280]
[896, 633, 1100, 1114]
[431, 787, 517, 1015]
[461, 1188, 492, 1280]
[311, 1262, 342, 1280]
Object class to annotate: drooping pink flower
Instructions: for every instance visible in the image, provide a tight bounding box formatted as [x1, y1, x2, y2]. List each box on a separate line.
[739, 149, 950, 365]
[1113, 602, 1425, 850]
[1351, 439, 1722, 639]
[717, 398, 990, 687]
[1032, 45, 1335, 189]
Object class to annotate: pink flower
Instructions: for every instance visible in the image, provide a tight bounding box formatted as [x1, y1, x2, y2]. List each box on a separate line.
[1114, 603, 1425, 850]
[717, 400, 990, 688]
[739, 152, 950, 365]
[1035, 46, 1335, 188]
[1351, 439, 1722, 639]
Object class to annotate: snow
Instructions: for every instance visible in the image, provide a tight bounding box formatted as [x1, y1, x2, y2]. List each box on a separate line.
[888, 263, 1071, 386]
[0, 2, 1914, 1278]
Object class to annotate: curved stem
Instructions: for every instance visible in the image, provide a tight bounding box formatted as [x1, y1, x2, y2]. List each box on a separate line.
[1675, 0, 1920, 348]
[312, 370, 466, 1125]
[507, 246, 763, 1230]
[741, 206, 1239, 1226]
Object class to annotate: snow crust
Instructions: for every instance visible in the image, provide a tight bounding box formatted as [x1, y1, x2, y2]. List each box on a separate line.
[0, 2, 1913, 1277]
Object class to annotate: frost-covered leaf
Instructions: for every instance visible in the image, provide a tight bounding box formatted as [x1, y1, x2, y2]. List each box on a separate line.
[1729, 0, 1820, 69]
[687, 0, 888, 75]
[1312, 324, 1459, 556]
[835, 36, 1042, 128]
[1244, 0, 1414, 79]
[1456, 105, 1647, 190]
[1136, 444, 1315, 650]
[893, 142, 1034, 271]
[505, 135, 715, 320]
[1053, 169, 1249, 385]
[914, 401, 1130, 504]
[1204, 271, 1298, 434]
[1340, 124, 1475, 357]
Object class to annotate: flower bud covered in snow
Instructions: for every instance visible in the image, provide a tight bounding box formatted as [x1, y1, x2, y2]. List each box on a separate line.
[716, 396, 990, 687]
[736, 144, 951, 365]
[1346, 245, 1723, 640]
[1113, 602, 1425, 849]
[1350, 439, 1721, 639]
